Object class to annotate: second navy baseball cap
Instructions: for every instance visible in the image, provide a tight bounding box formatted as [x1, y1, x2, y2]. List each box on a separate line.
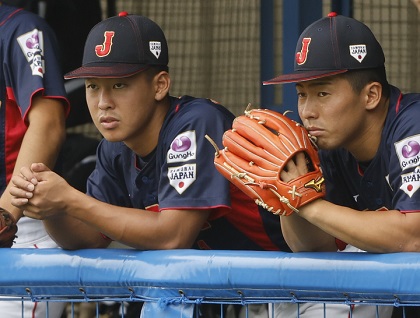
[65, 12, 168, 79]
[263, 12, 385, 85]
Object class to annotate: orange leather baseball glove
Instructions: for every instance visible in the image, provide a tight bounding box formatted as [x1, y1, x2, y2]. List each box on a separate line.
[207, 107, 325, 216]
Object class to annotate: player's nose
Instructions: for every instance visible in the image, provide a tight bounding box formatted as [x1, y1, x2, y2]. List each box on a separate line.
[97, 89, 114, 110]
[298, 99, 318, 120]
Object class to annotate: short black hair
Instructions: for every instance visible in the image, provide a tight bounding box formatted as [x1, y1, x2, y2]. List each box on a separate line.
[144, 65, 169, 81]
[341, 66, 390, 100]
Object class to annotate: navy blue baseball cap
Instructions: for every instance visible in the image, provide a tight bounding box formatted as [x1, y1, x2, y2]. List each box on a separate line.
[65, 12, 168, 79]
[263, 12, 385, 85]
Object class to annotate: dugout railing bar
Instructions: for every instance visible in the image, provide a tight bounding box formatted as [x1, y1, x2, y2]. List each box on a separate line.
[1, 248, 420, 317]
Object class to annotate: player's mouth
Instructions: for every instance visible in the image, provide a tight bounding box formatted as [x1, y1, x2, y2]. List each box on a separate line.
[306, 126, 323, 137]
[99, 116, 119, 129]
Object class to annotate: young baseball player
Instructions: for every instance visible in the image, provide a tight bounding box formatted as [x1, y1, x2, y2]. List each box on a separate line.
[0, 2, 69, 317]
[10, 12, 290, 317]
[9, 15, 291, 316]
[10, 11, 290, 253]
[260, 12, 419, 318]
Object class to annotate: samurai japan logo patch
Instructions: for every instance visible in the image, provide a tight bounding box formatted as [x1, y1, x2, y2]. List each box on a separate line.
[149, 41, 161, 59]
[400, 166, 420, 197]
[349, 44, 367, 63]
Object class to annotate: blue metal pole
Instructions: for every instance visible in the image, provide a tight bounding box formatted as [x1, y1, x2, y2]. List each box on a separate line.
[260, 0, 275, 109]
[281, 0, 323, 122]
[331, 0, 353, 17]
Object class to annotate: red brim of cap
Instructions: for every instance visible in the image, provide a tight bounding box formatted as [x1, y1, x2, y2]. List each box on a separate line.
[263, 69, 348, 85]
[64, 63, 149, 79]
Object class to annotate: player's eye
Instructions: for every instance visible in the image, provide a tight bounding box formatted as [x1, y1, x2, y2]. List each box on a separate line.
[113, 83, 126, 89]
[296, 92, 306, 98]
[85, 83, 97, 90]
[318, 91, 329, 97]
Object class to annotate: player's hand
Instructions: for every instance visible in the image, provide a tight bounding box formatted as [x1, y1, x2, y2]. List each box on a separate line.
[10, 165, 38, 206]
[280, 152, 309, 182]
[10, 163, 69, 219]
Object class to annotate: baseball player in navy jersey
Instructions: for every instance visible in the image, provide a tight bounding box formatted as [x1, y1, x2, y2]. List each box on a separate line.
[0, 2, 69, 317]
[10, 11, 290, 317]
[259, 12, 420, 318]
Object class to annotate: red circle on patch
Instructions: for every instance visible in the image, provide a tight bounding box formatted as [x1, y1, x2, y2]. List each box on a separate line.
[408, 184, 413, 191]
[179, 182, 184, 188]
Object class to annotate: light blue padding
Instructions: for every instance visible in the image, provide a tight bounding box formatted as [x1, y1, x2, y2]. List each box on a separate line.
[140, 301, 194, 318]
[1, 248, 420, 308]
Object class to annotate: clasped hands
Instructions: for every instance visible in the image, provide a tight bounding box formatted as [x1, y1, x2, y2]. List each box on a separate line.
[10, 163, 69, 219]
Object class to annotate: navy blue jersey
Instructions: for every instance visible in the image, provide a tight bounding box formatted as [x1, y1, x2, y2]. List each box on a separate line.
[87, 96, 290, 251]
[320, 86, 420, 213]
[0, 5, 69, 190]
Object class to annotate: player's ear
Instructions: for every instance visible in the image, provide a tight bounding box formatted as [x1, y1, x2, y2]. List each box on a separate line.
[154, 71, 170, 101]
[364, 82, 382, 110]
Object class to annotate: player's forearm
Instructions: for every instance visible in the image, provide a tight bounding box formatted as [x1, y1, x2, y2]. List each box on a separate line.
[14, 164, 204, 250]
[60, 189, 155, 249]
[43, 214, 109, 250]
[298, 199, 420, 253]
[0, 103, 65, 220]
[21, 96, 66, 169]
[62, 190, 206, 250]
[280, 205, 337, 252]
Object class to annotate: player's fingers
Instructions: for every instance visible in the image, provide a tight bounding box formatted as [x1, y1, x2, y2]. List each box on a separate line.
[294, 152, 309, 174]
[9, 184, 33, 197]
[10, 174, 35, 192]
[9, 182, 33, 199]
[281, 153, 308, 182]
[18, 166, 38, 185]
[10, 196, 29, 207]
[22, 209, 43, 220]
[280, 169, 289, 182]
[280, 159, 297, 182]
[30, 162, 50, 173]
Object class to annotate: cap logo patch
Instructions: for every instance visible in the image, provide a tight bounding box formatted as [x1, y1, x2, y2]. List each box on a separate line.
[149, 41, 161, 59]
[95, 31, 115, 57]
[349, 45, 367, 63]
[296, 38, 311, 65]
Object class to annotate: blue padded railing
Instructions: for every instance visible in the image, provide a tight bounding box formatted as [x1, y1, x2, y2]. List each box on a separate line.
[1, 249, 420, 316]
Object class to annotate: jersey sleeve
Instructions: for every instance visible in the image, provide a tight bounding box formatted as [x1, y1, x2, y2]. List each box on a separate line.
[3, 10, 69, 117]
[388, 99, 420, 212]
[157, 98, 235, 210]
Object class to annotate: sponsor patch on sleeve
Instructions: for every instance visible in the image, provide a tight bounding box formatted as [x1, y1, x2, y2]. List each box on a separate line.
[17, 29, 45, 77]
[167, 131, 196, 163]
[168, 164, 196, 194]
[394, 134, 420, 170]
